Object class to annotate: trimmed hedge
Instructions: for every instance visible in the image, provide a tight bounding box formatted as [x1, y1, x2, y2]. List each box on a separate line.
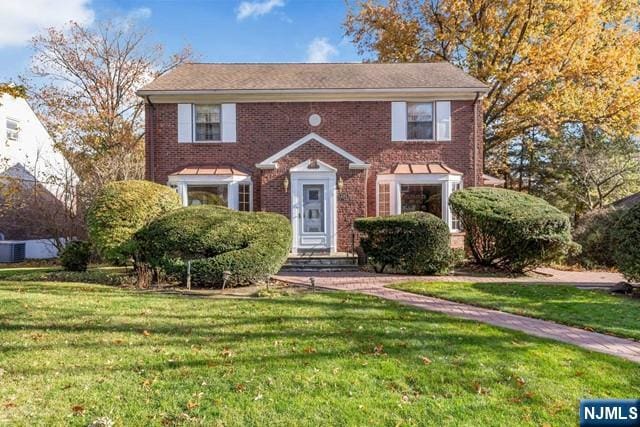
[59, 240, 91, 272]
[87, 180, 181, 264]
[134, 205, 292, 287]
[449, 187, 577, 272]
[613, 203, 640, 283]
[354, 212, 452, 275]
[572, 208, 625, 268]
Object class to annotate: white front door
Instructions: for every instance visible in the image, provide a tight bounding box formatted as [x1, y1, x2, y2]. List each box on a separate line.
[290, 160, 337, 253]
[299, 183, 328, 249]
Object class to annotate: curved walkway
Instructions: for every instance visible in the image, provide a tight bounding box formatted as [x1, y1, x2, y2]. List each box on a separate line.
[275, 269, 640, 363]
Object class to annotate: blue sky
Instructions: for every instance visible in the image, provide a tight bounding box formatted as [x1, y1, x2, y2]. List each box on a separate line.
[0, 0, 361, 81]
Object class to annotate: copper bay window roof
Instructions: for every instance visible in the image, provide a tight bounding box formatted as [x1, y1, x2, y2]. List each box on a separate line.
[380, 162, 464, 175]
[169, 165, 249, 176]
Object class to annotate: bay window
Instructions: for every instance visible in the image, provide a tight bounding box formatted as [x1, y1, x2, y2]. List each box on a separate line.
[376, 167, 462, 231]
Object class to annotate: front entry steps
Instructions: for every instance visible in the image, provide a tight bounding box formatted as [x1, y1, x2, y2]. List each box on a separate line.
[279, 252, 359, 272]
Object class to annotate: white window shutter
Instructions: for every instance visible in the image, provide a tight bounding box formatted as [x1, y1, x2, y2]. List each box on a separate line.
[391, 102, 407, 141]
[221, 103, 237, 142]
[436, 101, 451, 141]
[177, 104, 193, 143]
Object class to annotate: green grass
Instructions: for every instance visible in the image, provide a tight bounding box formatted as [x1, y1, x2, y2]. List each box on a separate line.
[390, 282, 640, 340]
[0, 281, 639, 426]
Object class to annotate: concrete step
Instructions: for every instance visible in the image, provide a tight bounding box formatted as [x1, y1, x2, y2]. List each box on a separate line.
[285, 257, 357, 266]
[279, 264, 360, 273]
[280, 254, 359, 272]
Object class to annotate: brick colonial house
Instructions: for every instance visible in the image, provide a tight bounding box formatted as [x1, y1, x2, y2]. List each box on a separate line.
[138, 63, 487, 254]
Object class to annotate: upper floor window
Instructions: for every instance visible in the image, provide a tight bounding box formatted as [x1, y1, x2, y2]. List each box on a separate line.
[194, 105, 221, 141]
[407, 103, 434, 140]
[6, 118, 19, 141]
[392, 101, 451, 142]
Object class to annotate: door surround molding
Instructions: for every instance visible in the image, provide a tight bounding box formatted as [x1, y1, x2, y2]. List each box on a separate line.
[290, 160, 337, 254]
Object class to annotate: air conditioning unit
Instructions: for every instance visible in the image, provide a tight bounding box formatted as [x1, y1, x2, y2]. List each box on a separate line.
[0, 241, 26, 263]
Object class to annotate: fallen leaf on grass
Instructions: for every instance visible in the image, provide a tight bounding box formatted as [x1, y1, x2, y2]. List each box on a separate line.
[72, 404, 85, 414]
[303, 347, 317, 354]
[420, 356, 432, 365]
[2, 402, 16, 409]
[515, 377, 526, 387]
[473, 382, 489, 395]
[235, 383, 245, 393]
[186, 401, 198, 410]
[142, 330, 151, 337]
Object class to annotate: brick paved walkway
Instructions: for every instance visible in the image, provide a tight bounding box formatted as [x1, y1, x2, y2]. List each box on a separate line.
[275, 269, 640, 363]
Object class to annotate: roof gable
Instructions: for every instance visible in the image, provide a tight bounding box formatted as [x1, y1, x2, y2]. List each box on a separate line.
[256, 133, 369, 170]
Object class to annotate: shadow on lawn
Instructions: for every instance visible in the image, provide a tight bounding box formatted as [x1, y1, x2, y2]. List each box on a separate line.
[0, 286, 581, 376]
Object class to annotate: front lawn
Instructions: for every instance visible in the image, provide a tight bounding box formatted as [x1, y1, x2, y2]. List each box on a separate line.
[390, 282, 640, 340]
[1, 281, 639, 426]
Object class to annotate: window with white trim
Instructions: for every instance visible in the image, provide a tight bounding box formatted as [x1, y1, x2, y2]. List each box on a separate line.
[451, 182, 462, 230]
[187, 184, 228, 206]
[238, 183, 251, 212]
[378, 183, 390, 216]
[194, 105, 221, 141]
[6, 118, 19, 141]
[400, 184, 442, 218]
[407, 103, 434, 140]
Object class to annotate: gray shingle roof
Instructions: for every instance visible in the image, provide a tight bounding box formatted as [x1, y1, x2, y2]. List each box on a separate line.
[139, 62, 488, 93]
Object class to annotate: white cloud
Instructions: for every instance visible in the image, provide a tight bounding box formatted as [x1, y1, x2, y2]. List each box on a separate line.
[126, 7, 152, 21]
[0, 0, 94, 48]
[306, 37, 338, 63]
[236, 0, 284, 21]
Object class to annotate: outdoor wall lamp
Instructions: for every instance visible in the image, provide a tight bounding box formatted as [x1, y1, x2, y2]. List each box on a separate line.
[283, 176, 289, 193]
[337, 177, 344, 192]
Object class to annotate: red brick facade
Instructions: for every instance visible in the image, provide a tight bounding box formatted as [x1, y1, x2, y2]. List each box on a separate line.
[145, 100, 483, 251]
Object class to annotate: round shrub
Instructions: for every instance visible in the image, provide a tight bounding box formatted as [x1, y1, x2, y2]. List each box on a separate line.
[613, 203, 640, 283]
[134, 205, 292, 287]
[449, 187, 577, 272]
[59, 240, 91, 272]
[87, 180, 181, 264]
[354, 212, 452, 274]
[572, 208, 625, 268]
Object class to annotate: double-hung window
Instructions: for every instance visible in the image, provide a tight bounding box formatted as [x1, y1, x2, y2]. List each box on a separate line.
[392, 101, 451, 142]
[407, 103, 434, 140]
[194, 105, 221, 142]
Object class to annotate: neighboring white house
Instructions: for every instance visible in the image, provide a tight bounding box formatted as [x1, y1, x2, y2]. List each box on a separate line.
[0, 92, 77, 259]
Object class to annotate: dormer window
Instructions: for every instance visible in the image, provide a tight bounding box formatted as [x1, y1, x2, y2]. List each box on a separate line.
[6, 118, 19, 141]
[194, 104, 221, 141]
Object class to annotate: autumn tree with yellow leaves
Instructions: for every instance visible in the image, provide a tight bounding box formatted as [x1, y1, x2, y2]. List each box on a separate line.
[345, 0, 640, 214]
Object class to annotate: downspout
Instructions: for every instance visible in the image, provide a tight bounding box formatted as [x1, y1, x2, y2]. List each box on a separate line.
[472, 91, 481, 187]
[144, 95, 155, 182]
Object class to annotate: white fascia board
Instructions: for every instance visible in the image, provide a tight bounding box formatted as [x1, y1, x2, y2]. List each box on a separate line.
[256, 132, 368, 169]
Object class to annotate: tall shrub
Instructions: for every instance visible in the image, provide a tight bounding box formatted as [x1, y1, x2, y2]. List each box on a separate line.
[354, 212, 452, 274]
[134, 206, 292, 287]
[613, 203, 640, 283]
[449, 187, 577, 272]
[572, 208, 625, 268]
[87, 180, 181, 264]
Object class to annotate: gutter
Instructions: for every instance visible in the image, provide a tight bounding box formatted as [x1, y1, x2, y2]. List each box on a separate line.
[136, 86, 490, 97]
[472, 91, 481, 187]
[144, 95, 155, 182]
